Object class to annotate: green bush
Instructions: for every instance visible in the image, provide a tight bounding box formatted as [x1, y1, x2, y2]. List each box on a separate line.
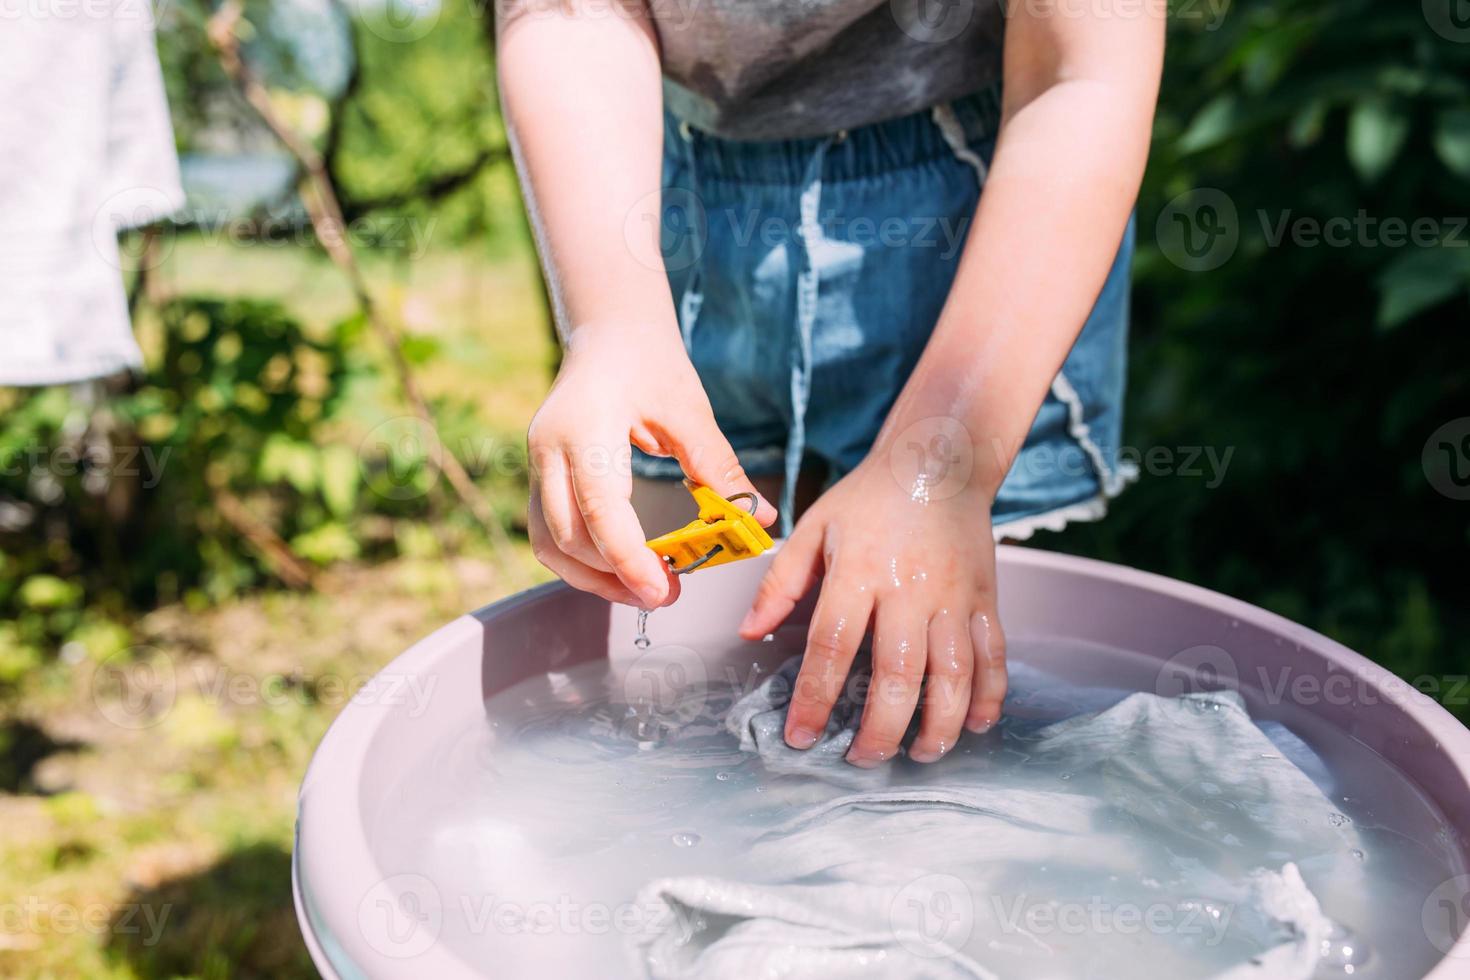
[0, 298, 403, 665]
[1050, 0, 1470, 714]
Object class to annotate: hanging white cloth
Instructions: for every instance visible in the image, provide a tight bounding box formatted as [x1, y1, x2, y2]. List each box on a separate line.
[0, 0, 184, 386]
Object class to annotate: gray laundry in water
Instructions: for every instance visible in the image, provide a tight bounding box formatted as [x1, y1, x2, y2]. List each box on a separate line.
[632, 656, 1360, 980]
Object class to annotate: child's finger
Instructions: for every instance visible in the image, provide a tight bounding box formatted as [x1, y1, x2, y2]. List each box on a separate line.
[534, 448, 614, 572]
[738, 524, 822, 640]
[528, 495, 645, 606]
[568, 438, 674, 608]
[784, 573, 873, 750]
[653, 411, 779, 528]
[847, 603, 926, 768]
[966, 603, 1008, 733]
[911, 605, 974, 763]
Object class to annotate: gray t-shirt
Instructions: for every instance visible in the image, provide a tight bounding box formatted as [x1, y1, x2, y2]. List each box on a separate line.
[654, 0, 1004, 141]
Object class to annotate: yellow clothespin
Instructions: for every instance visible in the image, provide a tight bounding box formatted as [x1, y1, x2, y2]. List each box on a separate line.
[645, 481, 774, 574]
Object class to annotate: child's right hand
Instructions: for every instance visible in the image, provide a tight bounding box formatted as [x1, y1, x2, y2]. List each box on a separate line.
[527, 320, 778, 609]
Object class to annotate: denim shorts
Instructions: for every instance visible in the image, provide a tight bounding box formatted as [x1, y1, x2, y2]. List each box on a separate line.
[634, 85, 1137, 539]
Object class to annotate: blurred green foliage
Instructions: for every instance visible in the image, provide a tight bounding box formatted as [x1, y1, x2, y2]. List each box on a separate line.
[1054, 0, 1470, 712]
[0, 298, 432, 674]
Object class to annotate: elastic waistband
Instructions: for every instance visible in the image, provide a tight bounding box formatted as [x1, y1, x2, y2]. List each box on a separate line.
[665, 83, 1003, 185]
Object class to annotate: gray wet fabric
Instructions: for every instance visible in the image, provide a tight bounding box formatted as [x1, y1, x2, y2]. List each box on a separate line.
[631, 659, 1359, 979]
[651, 0, 1005, 140]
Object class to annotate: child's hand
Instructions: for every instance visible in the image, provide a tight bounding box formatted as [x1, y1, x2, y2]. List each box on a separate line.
[527, 322, 777, 609]
[738, 454, 1006, 766]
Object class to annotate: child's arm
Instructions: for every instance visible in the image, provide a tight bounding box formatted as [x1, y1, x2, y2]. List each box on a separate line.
[740, 1, 1167, 764]
[499, 1, 777, 609]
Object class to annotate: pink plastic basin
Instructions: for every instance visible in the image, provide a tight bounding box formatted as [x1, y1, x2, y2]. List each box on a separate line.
[292, 546, 1470, 978]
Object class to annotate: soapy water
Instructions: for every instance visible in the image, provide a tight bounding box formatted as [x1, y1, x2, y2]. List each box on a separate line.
[370, 635, 1464, 978]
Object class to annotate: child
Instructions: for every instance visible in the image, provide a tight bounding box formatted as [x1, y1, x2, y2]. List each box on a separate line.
[500, 0, 1164, 767]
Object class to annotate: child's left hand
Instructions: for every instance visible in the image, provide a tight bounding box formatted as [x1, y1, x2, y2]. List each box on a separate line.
[737, 453, 1007, 767]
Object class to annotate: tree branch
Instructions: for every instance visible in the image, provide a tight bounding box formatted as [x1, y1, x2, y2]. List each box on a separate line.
[205, 0, 517, 570]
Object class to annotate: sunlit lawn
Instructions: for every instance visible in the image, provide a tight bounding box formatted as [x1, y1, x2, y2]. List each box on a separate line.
[0, 234, 555, 977]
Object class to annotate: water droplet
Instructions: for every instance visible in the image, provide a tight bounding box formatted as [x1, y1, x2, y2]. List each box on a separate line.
[762, 633, 775, 643]
[671, 831, 702, 847]
[1350, 849, 1365, 862]
[1059, 772, 1073, 780]
[635, 609, 651, 649]
[1328, 812, 1350, 827]
[715, 770, 735, 781]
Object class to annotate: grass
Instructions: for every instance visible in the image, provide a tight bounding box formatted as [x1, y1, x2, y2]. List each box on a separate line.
[0, 233, 556, 977]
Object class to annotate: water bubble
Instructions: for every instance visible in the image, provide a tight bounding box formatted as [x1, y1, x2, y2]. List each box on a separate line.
[671, 831, 702, 848]
[1319, 924, 1369, 969]
[1350, 849, 1365, 862]
[1328, 812, 1350, 827]
[715, 771, 735, 782]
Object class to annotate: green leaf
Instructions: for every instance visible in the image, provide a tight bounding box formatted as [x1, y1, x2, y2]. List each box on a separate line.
[1433, 109, 1470, 178]
[1376, 247, 1470, 330]
[18, 575, 83, 611]
[1179, 95, 1239, 154]
[1287, 99, 1327, 148]
[290, 522, 360, 566]
[1347, 99, 1409, 183]
[258, 433, 318, 494]
[400, 335, 442, 366]
[320, 444, 360, 518]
